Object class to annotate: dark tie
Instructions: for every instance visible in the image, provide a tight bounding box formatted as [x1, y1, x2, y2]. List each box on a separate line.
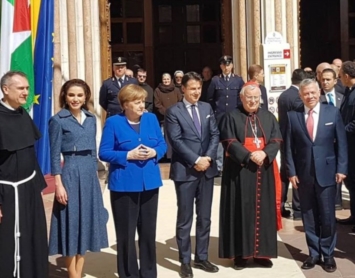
[225, 76, 229, 82]
[306, 109, 314, 140]
[119, 77, 124, 88]
[191, 105, 201, 136]
[327, 94, 335, 106]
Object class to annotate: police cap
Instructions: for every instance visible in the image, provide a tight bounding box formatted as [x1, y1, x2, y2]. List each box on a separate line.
[113, 57, 127, 66]
[219, 55, 233, 65]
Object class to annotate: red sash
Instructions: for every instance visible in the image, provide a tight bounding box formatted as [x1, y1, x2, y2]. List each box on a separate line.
[244, 137, 282, 231]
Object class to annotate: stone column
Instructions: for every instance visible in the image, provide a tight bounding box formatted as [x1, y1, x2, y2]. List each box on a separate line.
[253, 0, 261, 65]
[66, 0, 78, 78]
[53, 0, 61, 114]
[238, 0, 247, 80]
[274, 0, 282, 33]
[286, 0, 294, 70]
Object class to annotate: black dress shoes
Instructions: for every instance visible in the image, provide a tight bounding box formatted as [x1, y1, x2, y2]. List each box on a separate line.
[322, 258, 337, 273]
[301, 257, 321, 270]
[194, 260, 219, 273]
[179, 263, 193, 278]
[234, 257, 248, 270]
[254, 258, 273, 268]
[281, 209, 291, 218]
[337, 216, 355, 225]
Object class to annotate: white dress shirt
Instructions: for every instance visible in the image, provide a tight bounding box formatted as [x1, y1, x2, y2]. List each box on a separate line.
[183, 98, 202, 164]
[183, 98, 201, 123]
[304, 102, 320, 141]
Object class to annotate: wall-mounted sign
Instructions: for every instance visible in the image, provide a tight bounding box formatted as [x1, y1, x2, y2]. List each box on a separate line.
[269, 64, 287, 91]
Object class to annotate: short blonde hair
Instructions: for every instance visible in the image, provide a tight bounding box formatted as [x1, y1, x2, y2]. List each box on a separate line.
[118, 84, 147, 108]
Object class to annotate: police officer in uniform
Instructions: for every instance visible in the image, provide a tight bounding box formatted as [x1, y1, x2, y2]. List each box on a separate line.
[99, 57, 138, 118]
[207, 55, 244, 175]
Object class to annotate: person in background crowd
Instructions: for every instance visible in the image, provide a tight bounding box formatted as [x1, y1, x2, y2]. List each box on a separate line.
[0, 71, 48, 278]
[278, 69, 308, 220]
[320, 68, 344, 210]
[207, 55, 245, 176]
[339, 61, 355, 231]
[154, 73, 183, 160]
[219, 82, 282, 270]
[126, 69, 134, 78]
[316, 62, 344, 95]
[174, 70, 184, 92]
[99, 57, 138, 118]
[332, 58, 342, 71]
[304, 67, 313, 72]
[136, 68, 153, 112]
[285, 79, 347, 273]
[201, 66, 213, 102]
[247, 64, 268, 110]
[165, 72, 219, 278]
[49, 79, 108, 278]
[99, 84, 167, 278]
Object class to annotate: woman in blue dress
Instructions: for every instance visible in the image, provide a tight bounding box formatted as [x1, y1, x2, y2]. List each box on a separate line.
[49, 79, 108, 278]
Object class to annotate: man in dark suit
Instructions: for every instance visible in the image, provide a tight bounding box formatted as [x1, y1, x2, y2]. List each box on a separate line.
[206, 55, 244, 175]
[165, 72, 220, 278]
[339, 61, 355, 230]
[277, 69, 308, 220]
[99, 57, 138, 118]
[285, 79, 347, 273]
[320, 68, 344, 209]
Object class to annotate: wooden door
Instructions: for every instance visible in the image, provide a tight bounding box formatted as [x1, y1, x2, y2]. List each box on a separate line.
[340, 0, 355, 60]
[153, 0, 222, 86]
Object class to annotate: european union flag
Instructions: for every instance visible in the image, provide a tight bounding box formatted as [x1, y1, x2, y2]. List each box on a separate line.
[33, 0, 54, 175]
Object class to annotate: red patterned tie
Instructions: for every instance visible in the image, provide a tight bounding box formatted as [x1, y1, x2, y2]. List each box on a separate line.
[306, 109, 314, 140]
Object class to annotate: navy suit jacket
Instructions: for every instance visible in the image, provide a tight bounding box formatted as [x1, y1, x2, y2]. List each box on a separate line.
[278, 85, 303, 139]
[165, 101, 219, 181]
[285, 104, 347, 187]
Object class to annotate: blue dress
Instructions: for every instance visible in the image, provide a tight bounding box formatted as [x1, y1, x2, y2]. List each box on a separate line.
[48, 109, 108, 256]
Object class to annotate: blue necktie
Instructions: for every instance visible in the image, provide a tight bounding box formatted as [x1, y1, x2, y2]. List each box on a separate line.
[327, 94, 335, 106]
[119, 77, 124, 88]
[191, 105, 201, 136]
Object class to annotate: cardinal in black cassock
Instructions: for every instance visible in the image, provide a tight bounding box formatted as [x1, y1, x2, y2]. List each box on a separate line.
[0, 72, 48, 278]
[218, 82, 282, 269]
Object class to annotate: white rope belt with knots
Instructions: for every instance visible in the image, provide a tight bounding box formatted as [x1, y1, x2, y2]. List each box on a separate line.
[0, 170, 36, 278]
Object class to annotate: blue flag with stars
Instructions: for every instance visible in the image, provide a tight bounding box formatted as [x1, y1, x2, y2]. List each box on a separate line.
[33, 0, 54, 175]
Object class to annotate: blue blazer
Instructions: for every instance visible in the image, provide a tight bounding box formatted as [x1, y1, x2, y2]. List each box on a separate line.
[99, 112, 167, 192]
[285, 104, 347, 187]
[165, 101, 219, 181]
[49, 109, 97, 175]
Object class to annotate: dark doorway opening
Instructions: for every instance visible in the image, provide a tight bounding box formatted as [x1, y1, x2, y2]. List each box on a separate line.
[153, 0, 222, 86]
[300, 0, 341, 69]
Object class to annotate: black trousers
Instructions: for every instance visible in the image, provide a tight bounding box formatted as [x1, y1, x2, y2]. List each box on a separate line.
[110, 189, 159, 278]
[174, 176, 214, 264]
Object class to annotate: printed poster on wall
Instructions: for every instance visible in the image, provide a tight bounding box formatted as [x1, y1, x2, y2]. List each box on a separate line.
[269, 64, 287, 91]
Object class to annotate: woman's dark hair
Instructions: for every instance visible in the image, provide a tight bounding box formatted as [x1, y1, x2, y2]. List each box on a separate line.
[59, 79, 91, 110]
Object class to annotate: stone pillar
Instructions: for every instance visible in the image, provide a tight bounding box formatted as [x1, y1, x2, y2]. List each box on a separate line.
[274, 0, 282, 33]
[253, 0, 261, 65]
[66, 0, 78, 78]
[286, 0, 294, 70]
[53, 0, 61, 114]
[237, 0, 247, 80]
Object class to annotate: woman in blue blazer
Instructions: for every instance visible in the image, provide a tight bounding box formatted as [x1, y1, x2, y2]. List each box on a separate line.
[99, 84, 167, 278]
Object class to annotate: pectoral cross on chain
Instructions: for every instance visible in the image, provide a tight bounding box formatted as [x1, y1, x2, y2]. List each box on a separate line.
[253, 138, 261, 148]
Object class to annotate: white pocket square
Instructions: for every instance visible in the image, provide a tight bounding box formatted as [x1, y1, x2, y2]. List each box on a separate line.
[206, 114, 211, 118]
[325, 122, 333, 125]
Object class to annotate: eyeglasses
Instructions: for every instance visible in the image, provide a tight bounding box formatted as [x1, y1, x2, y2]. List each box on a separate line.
[137, 75, 147, 78]
[245, 95, 260, 101]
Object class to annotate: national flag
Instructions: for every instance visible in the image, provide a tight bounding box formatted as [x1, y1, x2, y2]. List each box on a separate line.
[33, 0, 54, 175]
[0, 0, 35, 111]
